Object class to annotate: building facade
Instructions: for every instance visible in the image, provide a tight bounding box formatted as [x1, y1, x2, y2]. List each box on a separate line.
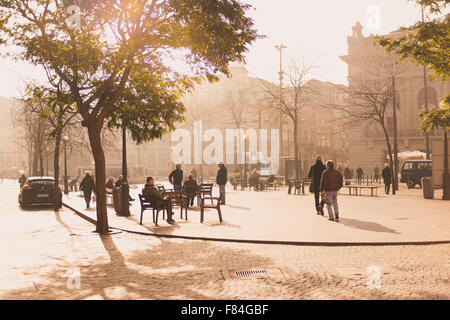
[340, 23, 450, 172]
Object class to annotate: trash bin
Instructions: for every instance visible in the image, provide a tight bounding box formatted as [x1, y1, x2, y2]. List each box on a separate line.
[421, 177, 434, 199]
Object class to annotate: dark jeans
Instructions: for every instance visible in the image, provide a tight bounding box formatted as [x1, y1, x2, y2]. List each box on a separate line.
[174, 184, 182, 192]
[159, 199, 173, 220]
[314, 191, 325, 211]
[84, 191, 93, 208]
[385, 183, 390, 194]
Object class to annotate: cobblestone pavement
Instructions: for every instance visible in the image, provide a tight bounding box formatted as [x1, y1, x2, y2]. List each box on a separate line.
[0, 184, 448, 300]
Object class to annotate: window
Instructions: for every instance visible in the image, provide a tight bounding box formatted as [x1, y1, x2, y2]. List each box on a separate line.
[403, 162, 416, 170]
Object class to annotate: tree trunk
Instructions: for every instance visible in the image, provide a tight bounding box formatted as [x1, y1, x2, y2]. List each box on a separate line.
[381, 124, 395, 195]
[88, 124, 109, 234]
[32, 146, 39, 176]
[443, 130, 450, 200]
[39, 151, 44, 176]
[53, 134, 62, 210]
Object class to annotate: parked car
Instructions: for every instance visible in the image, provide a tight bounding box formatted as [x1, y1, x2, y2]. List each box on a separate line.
[18, 177, 62, 209]
[400, 160, 432, 189]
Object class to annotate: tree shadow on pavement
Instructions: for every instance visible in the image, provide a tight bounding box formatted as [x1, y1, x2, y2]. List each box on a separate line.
[339, 218, 400, 234]
[0, 235, 277, 299]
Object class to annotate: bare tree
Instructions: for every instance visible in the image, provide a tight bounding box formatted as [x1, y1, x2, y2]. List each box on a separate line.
[323, 76, 398, 194]
[11, 98, 52, 176]
[261, 59, 315, 179]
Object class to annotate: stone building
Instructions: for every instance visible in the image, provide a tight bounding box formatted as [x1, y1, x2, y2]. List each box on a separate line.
[123, 63, 345, 180]
[340, 23, 450, 172]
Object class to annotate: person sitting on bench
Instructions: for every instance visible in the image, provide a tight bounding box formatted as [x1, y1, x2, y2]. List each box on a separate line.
[142, 176, 175, 223]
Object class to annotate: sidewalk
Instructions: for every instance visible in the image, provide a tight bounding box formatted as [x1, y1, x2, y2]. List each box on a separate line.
[63, 184, 450, 244]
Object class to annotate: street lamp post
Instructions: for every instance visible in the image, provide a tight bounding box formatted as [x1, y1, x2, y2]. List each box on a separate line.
[422, 4, 431, 160]
[120, 125, 130, 216]
[275, 44, 287, 175]
[240, 135, 248, 190]
[63, 134, 69, 195]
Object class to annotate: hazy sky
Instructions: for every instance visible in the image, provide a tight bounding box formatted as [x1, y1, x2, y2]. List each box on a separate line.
[0, 0, 427, 98]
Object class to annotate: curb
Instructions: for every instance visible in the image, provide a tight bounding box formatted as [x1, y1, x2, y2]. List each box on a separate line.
[63, 202, 450, 247]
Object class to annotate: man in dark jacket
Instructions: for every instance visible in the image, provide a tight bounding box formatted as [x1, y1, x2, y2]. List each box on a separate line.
[80, 171, 95, 209]
[216, 162, 227, 205]
[356, 166, 364, 184]
[169, 164, 183, 191]
[183, 174, 198, 207]
[308, 155, 326, 215]
[142, 177, 174, 223]
[344, 166, 352, 185]
[320, 160, 343, 221]
[381, 163, 392, 194]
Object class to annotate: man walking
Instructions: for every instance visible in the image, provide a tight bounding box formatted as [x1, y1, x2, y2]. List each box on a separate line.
[80, 171, 95, 209]
[373, 165, 380, 183]
[356, 166, 364, 185]
[216, 162, 227, 205]
[382, 163, 392, 195]
[308, 155, 326, 215]
[169, 164, 183, 191]
[320, 160, 343, 221]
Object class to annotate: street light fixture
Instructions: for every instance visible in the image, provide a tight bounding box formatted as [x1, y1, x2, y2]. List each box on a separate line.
[241, 135, 248, 190]
[62, 134, 69, 195]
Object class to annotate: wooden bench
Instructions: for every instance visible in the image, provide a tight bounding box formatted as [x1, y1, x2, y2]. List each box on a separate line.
[138, 194, 167, 226]
[341, 185, 379, 197]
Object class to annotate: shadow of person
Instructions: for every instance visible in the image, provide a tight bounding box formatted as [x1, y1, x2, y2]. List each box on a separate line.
[339, 218, 400, 234]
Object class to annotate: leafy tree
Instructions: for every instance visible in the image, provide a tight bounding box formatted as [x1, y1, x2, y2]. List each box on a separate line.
[420, 96, 450, 200]
[25, 83, 79, 209]
[0, 0, 259, 233]
[377, 0, 449, 82]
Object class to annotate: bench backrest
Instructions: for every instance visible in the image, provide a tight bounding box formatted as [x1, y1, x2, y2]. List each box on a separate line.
[183, 185, 199, 197]
[200, 183, 213, 193]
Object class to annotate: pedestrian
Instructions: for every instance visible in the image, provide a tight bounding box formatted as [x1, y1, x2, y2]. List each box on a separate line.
[80, 171, 95, 209]
[69, 176, 79, 191]
[320, 160, 343, 221]
[106, 177, 115, 190]
[169, 164, 183, 192]
[373, 165, 380, 183]
[183, 174, 198, 207]
[142, 176, 175, 223]
[356, 166, 364, 185]
[190, 167, 198, 180]
[344, 165, 352, 185]
[18, 174, 27, 188]
[216, 162, 227, 205]
[115, 175, 123, 188]
[382, 163, 392, 195]
[308, 155, 326, 215]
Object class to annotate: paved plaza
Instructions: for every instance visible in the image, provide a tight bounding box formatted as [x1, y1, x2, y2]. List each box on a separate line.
[0, 181, 449, 300]
[63, 181, 450, 244]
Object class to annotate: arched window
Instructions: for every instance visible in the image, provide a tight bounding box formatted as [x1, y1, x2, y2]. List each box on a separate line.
[418, 87, 438, 109]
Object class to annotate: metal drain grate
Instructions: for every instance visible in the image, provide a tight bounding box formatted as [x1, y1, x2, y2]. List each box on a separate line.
[221, 267, 285, 280]
[235, 269, 269, 279]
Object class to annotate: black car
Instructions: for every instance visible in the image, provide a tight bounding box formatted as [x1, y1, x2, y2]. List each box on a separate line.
[18, 177, 62, 209]
[400, 160, 432, 189]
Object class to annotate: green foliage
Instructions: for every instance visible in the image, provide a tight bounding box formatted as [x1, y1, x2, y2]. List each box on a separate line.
[376, 0, 450, 81]
[420, 95, 450, 132]
[0, 0, 260, 134]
